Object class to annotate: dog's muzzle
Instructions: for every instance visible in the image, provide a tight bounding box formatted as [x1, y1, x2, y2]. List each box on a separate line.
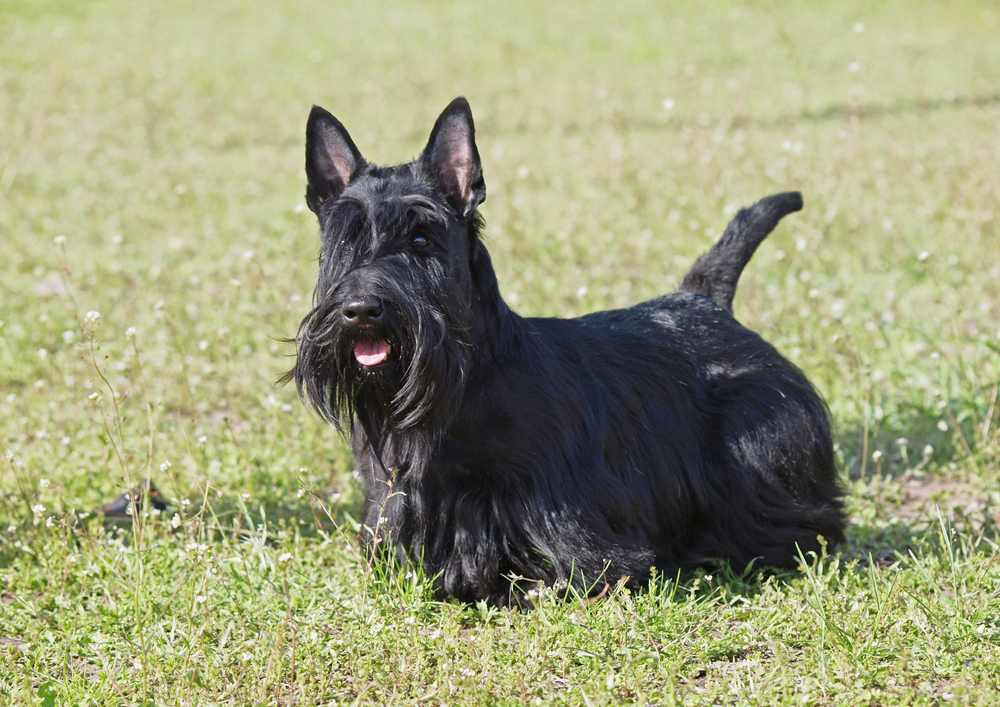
[339, 295, 394, 369]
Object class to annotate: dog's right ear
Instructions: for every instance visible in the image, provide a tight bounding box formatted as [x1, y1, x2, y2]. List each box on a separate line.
[305, 106, 366, 213]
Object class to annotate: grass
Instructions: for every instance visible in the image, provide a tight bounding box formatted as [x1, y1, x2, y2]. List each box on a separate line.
[2, 0, 1000, 703]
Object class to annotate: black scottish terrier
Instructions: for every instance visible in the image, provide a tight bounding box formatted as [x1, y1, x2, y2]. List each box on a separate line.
[287, 97, 844, 607]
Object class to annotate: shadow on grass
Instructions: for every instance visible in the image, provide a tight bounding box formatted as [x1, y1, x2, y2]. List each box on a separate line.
[95, 471, 368, 552]
[768, 92, 1000, 127]
[539, 92, 1000, 136]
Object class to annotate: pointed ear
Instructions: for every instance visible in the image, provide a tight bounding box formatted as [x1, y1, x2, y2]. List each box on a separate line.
[421, 97, 486, 217]
[305, 106, 366, 213]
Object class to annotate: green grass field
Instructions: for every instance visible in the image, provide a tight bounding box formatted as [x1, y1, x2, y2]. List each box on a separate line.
[2, 0, 1000, 703]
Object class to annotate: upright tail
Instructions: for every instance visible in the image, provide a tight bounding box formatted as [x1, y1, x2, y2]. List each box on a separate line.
[679, 192, 803, 312]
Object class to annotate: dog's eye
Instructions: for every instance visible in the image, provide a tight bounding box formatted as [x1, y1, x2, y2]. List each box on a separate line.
[411, 235, 430, 250]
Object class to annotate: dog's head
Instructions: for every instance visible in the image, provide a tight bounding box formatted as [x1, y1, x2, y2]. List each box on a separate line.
[287, 98, 489, 440]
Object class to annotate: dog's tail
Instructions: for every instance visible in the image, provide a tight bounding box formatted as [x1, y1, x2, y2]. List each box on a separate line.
[679, 192, 803, 312]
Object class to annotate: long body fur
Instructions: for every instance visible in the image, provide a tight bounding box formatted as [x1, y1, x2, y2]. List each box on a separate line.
[290, 98, 844, 607]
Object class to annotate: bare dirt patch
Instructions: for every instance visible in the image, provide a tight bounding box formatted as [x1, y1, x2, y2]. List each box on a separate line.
[893, 474, 998, 530]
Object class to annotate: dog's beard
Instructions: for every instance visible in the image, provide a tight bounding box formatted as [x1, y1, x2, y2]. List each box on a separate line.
[289, 283, 472, 445]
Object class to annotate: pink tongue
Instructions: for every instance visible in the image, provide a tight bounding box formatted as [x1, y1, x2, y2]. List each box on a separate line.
[354, 339, 389, 366]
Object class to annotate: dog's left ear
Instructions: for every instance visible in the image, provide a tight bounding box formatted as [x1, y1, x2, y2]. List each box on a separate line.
[421, 97, 486, 218]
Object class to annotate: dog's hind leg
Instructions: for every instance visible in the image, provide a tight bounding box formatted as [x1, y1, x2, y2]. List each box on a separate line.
[691, 369, 845, 569]
[679, 192, 803, 312]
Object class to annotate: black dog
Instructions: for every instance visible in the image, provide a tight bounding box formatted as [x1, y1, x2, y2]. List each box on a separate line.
[287, 97, 844, 607]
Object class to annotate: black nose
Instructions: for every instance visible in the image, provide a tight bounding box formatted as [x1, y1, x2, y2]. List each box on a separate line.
[341, 296, 384, 327]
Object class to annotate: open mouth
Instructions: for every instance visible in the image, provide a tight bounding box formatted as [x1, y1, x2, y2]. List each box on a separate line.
[354, 339, 392, 369]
